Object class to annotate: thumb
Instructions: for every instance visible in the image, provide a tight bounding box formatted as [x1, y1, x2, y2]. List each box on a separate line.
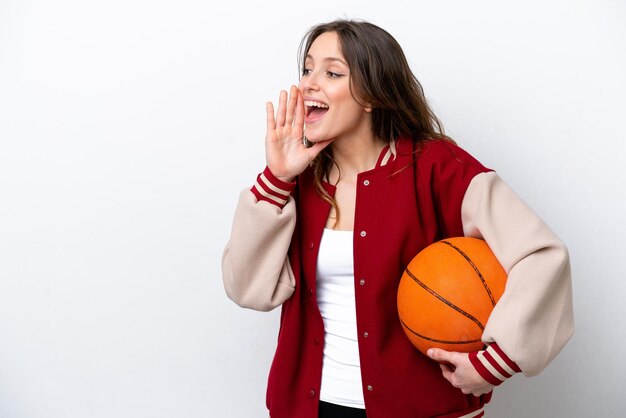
[306, 139, 333, 159]
[427, 348, 453, 363]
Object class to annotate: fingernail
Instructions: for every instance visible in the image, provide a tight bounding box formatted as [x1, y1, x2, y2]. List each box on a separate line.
[427, 349, 433, 357]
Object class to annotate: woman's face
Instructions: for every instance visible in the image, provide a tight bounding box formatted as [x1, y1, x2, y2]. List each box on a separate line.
[299, 31, 372, 144]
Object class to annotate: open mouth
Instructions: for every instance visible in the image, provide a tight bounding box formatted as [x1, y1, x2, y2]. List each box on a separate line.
[304, 100, 329, 122]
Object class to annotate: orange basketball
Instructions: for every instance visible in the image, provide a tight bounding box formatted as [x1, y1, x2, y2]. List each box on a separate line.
[397, 237, 507, 355]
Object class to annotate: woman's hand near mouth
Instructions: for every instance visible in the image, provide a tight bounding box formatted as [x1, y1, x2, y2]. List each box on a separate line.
[265, 85, 332, 183]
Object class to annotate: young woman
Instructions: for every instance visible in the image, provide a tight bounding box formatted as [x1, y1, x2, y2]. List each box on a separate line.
[222, 20, 573, 418]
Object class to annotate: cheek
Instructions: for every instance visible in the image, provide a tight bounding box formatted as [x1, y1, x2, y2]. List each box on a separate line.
[328, 89, 359, 115]
[334, 92, 365, 118]
[330, 83, 353, 101]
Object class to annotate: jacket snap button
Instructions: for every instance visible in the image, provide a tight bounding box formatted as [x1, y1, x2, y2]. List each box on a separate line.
[359, 279, 365, 286]
[363, 332, 369, 338]
[309, 389, 316, 398]
[363, 179, 370, 186]
[367, 385, 373, 391]
[360, 231, 366, 237]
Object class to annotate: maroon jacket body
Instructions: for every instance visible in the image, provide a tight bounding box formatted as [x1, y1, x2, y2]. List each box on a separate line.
[267, 138, 491, 418]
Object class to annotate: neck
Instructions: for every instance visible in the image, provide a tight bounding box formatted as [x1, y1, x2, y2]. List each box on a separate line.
[330, 131, 386, 179]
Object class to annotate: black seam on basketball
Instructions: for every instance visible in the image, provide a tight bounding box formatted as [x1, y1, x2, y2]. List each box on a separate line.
[400, 319, 482, 344]
[404, 267, 485, 331]
[441, 240, 496, 306]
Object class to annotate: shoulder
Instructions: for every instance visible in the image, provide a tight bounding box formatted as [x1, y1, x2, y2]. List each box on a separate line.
[395, 136, 478, 163]
[418, 139, 485, 167]
[409, 138, 492, 176]
[395, 136, 492, 196]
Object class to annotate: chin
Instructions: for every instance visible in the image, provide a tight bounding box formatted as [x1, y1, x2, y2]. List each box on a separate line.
[304, 133, 322, 143]
[305, 129, 332, 144]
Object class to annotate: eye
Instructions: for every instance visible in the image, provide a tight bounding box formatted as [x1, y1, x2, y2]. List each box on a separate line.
[327, 71, 343, 78]
[302, 68, 312, 76]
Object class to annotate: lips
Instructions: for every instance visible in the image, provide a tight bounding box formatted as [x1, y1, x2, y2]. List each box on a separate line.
[304, 99, 329, 123]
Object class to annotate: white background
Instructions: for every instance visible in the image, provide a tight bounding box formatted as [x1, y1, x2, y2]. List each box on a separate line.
[1, 0, 624, 417]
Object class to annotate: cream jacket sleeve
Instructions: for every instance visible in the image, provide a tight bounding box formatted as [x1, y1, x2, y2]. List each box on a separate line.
[222, 168, 297, 312]
[462, 171, 574, 376]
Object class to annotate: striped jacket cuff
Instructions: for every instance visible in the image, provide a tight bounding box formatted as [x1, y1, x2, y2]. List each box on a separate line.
[469, 343, 522, 386]
[250, 166, 296, 208]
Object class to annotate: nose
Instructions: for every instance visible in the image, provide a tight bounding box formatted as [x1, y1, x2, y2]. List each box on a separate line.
[299, 71, 319, 93]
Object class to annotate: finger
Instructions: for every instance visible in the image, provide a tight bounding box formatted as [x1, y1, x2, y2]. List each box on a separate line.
[284, 86, 298, 126]
[439, 363, 456, 384]
[293, 89, 305, 130]
[439, 362, 454, 374]
[275, 90, 287, 127]
[266, 102, 276, 132]
[307, 139, 333, 159]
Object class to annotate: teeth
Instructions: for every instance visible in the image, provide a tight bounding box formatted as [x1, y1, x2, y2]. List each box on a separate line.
[304, 100, 329, 109]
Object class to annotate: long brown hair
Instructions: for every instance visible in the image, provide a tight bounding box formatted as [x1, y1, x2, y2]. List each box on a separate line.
[298, 19, 451, 221]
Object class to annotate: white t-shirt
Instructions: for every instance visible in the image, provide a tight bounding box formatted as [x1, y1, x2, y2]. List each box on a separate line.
[316, 228, 365, 409]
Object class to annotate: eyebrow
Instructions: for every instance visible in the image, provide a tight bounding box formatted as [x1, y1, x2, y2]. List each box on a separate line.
[305, 54, 348, 66]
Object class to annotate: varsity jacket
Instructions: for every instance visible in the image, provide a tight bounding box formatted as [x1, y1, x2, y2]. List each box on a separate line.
[222, 137, 574, 418]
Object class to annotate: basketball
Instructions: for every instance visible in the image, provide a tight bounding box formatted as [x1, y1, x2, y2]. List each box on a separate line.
[397, 237, 507, 355]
